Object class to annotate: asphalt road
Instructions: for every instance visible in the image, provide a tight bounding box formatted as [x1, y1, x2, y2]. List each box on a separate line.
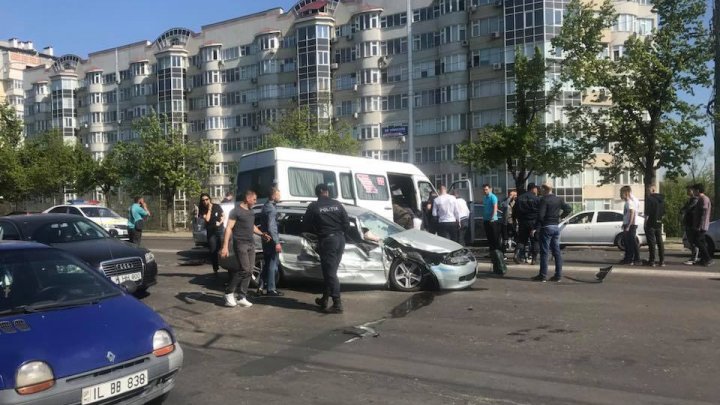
[141, 237, 719, 405]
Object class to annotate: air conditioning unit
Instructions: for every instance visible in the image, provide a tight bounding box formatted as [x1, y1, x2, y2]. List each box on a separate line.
[492, 63, 503, 70]
[233, 127, 240, 132]
[470, 5, 478, 12]
[332, 116, 339, 122]
[491, 31, 501, 39]
[598, 88, 609, 100]
[252, 101, 259, 107]
[346, 34, 354, 41]
[461, 40, 469, 47]
[331, 37, 339, 43]
[330, 63, 339, 70]
[250, 77, 257, 84]
[353, 83, 359, 92]
[252, 125, 259, 131]
[353, 112, 359, 119]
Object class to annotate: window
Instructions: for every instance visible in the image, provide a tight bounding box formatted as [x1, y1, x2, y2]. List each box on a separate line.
[472, 16, 503, 37]
[568, 212, 593, 225]
[340, 173, 354, 199]
[0, 221, 20, 240]
[355, 173, 389, 201]
[597, 211, 623, 223]
[236, 167, 275, 201]
[418, 182, 434, 204]
[614, 14, 636, 32]
[288, 168, 337, 198]
[380, 12, 407, 29]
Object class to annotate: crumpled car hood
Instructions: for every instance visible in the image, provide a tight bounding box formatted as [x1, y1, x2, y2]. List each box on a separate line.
[386, 229, 462, 253]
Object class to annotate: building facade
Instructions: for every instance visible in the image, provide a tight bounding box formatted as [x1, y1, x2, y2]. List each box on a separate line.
[21, 0, 655, 216]
[1, 38, 54, 121]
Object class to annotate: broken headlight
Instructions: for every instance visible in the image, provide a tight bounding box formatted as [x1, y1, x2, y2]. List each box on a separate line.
[442, 249, 475, 265]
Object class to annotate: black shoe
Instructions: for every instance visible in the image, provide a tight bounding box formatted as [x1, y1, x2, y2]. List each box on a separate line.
[324, 298, 343, 314]
[641, 260, 656, 267]
[315, 296, 328, 309]
[618, 260, 634, 265]
[266, 290, 284, 297]
[549, 275, 561, 282]
[699, 260, 715, 267]
[531, 275, 547, 282]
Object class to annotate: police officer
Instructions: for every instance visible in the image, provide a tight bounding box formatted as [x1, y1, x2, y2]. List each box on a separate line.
[303, 183, 349, 314]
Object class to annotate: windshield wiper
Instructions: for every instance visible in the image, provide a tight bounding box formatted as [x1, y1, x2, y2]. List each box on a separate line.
[0, 305, 38, 315]
[25, 298, 102, 312]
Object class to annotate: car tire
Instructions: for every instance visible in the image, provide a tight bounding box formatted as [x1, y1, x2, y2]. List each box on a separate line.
[250, 254, 282, 288]
[615, 233, 640, 251]
[388, 258, 425, 292]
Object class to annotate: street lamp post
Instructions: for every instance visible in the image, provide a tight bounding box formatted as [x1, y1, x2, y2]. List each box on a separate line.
[407, 0, 414, 164]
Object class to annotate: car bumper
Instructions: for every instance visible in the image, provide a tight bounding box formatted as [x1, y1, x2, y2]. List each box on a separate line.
[0, 344, 183, 405]
[141, 260, 158, 290]
[429, 261, 477, 290]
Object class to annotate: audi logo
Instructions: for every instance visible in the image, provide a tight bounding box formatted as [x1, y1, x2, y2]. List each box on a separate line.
[115, 263, 134, 271]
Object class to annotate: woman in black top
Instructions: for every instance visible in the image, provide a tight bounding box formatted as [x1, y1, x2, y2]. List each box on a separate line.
[198, 193, 225, 274]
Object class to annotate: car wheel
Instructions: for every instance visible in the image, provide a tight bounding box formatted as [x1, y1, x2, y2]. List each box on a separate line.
[250, 254, 281, 288]
[615, 233, 640, 251]
[389, 259, 425, 292]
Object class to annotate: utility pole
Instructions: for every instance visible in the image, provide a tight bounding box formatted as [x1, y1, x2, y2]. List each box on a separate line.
[714, 0, 720, 218]
[406, 0, 414, 164]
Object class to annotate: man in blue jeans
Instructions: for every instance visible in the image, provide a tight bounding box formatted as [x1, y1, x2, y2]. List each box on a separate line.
[259, 187, 283, 296]
[532, 182, 571, 282]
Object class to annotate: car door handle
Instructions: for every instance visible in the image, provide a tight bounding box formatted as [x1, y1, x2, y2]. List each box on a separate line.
[384, 207, 392, 210]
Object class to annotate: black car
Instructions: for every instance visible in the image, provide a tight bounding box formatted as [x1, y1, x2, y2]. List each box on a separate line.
[0, 214, 157, 293]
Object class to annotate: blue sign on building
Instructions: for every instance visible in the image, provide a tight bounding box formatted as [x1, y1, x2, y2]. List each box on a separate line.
[382, 125, 408, 138]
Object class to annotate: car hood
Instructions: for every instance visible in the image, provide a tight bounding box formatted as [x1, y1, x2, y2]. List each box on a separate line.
[0, 295, 169, 387]
[49, 238, 147, 267]
[386, 229, 463, 254]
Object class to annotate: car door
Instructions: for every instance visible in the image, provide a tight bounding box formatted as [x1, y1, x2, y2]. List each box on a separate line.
[275, 213, 323, 279]
[559, 212, 595, 245]
[593, 211, 624, 244]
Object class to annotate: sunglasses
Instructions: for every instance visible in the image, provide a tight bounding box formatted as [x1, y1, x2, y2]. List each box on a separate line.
[202, 198, 210, 201]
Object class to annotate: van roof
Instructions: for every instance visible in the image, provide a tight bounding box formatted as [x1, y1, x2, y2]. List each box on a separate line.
[241, 147, 427, 176]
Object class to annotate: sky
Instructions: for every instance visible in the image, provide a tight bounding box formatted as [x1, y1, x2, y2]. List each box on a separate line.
[1, 0, 715, 149]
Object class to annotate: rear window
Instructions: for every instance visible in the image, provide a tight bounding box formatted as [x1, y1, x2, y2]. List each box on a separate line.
[80, 207, 121, 218]
[288, 167, 338, 198]
[355, 173, 389, 201]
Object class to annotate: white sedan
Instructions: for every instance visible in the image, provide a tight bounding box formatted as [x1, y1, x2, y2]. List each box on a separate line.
[559, 210, 650, 250]
[43, 204, 129, 238]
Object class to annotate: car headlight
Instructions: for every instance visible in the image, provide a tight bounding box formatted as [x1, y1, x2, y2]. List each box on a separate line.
[442, 249, 474, 265]
[16, 361, 55, 395]
[144, 252, 155, 263]
[153, 330, 175, 357]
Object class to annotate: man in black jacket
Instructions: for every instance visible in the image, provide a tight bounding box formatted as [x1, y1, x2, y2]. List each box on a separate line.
[513, 183, 540, 264]
[532, 182, 572, 282]
[303, 183, 350, 313]
[643, 186, 665, 267]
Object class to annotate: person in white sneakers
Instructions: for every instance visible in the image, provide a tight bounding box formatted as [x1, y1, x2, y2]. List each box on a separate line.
[220, 189, 270, 307]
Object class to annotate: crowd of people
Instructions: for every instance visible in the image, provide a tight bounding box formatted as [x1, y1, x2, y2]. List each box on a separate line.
[175, 179, 713, 311]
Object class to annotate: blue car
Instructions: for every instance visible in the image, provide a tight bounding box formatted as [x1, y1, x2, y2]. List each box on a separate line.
[0, 241, 183, 404]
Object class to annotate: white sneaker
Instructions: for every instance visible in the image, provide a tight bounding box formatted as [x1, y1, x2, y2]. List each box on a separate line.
[683, 260, 696, 265]
[237, 297, 253, 308]
[224, 293, 237, 307]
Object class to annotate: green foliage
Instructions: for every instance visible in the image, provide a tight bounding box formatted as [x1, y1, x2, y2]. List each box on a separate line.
[553, 0, 712, 197]
[75, 147, 124, 208]
[457, 48, 592, 191]
[263, 105, 360, 155]
[0, 103, 24, 201]
[115, 114, 214, 229]
[17, 131, 82, 199]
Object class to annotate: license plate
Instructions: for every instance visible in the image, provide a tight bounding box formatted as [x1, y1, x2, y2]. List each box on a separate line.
[81, 370, 148, 404]
[110, 272, 141, 284]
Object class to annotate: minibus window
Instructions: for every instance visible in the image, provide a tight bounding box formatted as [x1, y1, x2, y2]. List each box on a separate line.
[288, 167, 337, 198]
[340, 173, 354, 199]
[355, 173, 389, 201]
[236, 166, 275, 200]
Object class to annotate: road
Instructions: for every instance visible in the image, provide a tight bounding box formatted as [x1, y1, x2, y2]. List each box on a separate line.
[141, 237, 719, 405]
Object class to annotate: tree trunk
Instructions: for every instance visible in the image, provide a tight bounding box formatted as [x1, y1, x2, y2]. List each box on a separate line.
[513, 169, 528, 194]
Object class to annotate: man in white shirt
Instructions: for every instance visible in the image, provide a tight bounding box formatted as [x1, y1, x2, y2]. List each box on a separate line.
[619, 185, 641, 265]
[453, 189, 470, 245]
[432, 185, 460, 241]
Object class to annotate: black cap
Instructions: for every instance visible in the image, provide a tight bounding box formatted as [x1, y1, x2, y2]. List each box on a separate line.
[315, 183, 329, 197]
[527, 182, 537, 191]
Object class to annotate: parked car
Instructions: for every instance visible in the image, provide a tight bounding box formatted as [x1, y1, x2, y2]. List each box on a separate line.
[683, 220, 719, 256]
[44, 204, 129, 239]
[559, 210, 652, 250]
[0, 241, 182, 404]
[219, 202, 477, 292]
[0, 214, 157, 294]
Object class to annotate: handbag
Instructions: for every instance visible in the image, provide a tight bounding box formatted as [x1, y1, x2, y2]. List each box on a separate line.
[134, 219, 144, 231]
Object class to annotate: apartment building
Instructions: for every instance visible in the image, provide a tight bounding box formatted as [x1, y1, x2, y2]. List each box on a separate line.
[21, 0, 655, 214]
[0, 38, 54, 121]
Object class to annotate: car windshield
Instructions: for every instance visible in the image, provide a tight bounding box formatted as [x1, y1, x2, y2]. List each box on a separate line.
[356, 211, 405, 240]
[0, 248, 120, 314]
[80, 207, 122, 218]
[31, 218, 110, 244]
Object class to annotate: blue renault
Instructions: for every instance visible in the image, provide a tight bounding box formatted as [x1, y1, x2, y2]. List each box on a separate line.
[0, 241, 183, 404]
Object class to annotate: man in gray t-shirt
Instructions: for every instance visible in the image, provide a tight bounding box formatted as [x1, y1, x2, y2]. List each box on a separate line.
[220, 190, 270, 308]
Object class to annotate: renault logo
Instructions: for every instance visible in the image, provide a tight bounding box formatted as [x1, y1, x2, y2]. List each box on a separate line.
[106, 351, 116, 363]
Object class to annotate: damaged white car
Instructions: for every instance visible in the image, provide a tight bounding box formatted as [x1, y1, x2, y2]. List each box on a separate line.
[218, 203, 477, 292]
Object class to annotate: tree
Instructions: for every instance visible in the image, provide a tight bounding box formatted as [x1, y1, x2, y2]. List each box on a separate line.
[263, 105, 360, 155]
[17, 131, 81, 200]
[75, 147, 124, 208]
[553, 0, 712, 199]
[0, 102, 24, 204]
[116, 114, 213, 231]
[457, 48, 593, 192]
